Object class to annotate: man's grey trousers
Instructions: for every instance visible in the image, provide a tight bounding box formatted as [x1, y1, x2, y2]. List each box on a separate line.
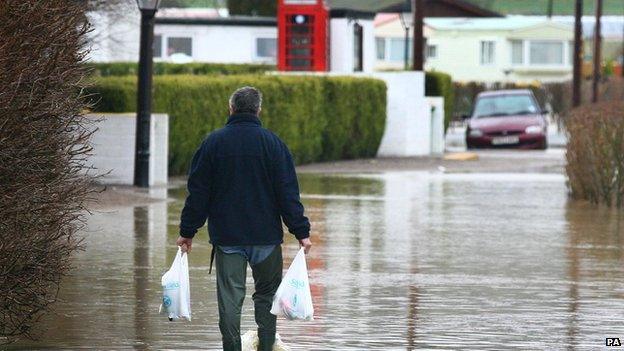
[216, 245, 282, 351]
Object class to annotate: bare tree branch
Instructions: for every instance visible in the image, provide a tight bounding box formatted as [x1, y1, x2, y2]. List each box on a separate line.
[0, 0, 97, 343]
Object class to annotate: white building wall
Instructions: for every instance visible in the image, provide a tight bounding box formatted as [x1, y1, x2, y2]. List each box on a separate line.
[330, 18, 352, 72]
[330, 18, 375, 73]
[154, 25, 277, 64]
[425, 30, 511, 83]
[87, 9, 277, 64]
[361, 20, 376, 73]
[375, 18, 575, 83]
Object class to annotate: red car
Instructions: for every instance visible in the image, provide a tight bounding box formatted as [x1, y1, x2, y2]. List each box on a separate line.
[465, 89, 548, 150]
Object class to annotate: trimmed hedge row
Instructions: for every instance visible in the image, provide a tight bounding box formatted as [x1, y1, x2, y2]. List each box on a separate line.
[87, 75, 386, 175]
[86, 62, 274, 77]
[566, 101, 624, 207]
[424, 71, 454, 131]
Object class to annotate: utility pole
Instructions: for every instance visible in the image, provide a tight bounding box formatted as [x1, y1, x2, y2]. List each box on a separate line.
[547, 0, 554, 18]
[592, 0, 602, 103]
[404, 24, 410, 70]
[399, 9, 410, 70]
[412, 0, 424, 71]
[572, 0, 583, 107]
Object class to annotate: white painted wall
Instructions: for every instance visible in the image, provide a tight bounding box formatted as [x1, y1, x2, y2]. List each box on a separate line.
[87, 113, 168, 186]
[362, 20, 376, 73]
[368, 72, 433, 157]
[423, 29, 573, 83]
[87, 9, 276, 64]
[426, 30, 512, 82]
[329, 18, 349, 72]
[330, 18, 375, 73]
[154, 24, 277, 64]
[426, 97, 445, 156]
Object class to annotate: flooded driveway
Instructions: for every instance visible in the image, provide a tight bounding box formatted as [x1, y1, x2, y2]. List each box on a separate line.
[9, 172, 624, 350]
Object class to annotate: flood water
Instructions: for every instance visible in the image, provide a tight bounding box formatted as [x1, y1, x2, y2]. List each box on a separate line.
[8, 172, 624, 350]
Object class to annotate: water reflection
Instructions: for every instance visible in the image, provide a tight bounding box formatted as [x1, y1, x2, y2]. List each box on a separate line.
[7, 172, 624, 350]
[565, 203, 624, 350]
[134, 206, 150, 350]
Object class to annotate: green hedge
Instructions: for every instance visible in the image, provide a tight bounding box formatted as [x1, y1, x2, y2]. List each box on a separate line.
[425, 71, 454, 131]
[87, 75, 386, 175]
[86, 62, 274, 77]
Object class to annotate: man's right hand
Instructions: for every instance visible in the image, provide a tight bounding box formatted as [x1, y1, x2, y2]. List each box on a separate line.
[299, 238, 312, 254]
[176, 236, 193, 253]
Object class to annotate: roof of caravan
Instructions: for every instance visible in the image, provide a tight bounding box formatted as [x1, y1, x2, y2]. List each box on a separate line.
[424, 17, 571, 31]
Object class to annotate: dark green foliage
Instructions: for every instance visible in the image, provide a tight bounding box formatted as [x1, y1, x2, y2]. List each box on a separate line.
[227, 0, 276, 16]
[86, 62, 274, 77]
[425, 71, 454, 131]
[86, 75, 386, 175]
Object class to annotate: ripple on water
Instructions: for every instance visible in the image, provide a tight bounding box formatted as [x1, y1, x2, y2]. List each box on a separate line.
[7, 172, 624, 350]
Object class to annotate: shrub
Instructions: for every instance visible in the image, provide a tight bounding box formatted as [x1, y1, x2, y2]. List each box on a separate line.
[603, 60, 615, 77]
[0, 0, 94, 342]
[425, 71, 454, 131]
[566, 101, 624, 207]
[86, 75, 386, 175]
[86, 62, 274, 77]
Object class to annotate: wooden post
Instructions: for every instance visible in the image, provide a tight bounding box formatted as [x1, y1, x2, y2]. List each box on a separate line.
[412, 0, 424, 71]
[592, 0, 602, 103]
[572, 0, 583, 107]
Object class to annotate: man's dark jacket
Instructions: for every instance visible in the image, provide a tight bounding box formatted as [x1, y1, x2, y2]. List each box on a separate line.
[179, 113, 310, 245]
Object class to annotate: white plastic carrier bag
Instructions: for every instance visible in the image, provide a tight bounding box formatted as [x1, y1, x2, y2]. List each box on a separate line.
[159, 247, 191, 321]
[270, 248, 314, 321]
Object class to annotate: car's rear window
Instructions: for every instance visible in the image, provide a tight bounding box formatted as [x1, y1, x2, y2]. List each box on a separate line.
[473, 94, 539, 118]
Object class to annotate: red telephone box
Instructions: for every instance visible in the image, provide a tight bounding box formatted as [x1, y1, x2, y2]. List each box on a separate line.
[277, 0, 329, 71]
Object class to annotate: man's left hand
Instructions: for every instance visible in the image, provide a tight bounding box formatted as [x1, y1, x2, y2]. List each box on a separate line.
[299, 237, 312, 254]
[176, 236, 193, 253]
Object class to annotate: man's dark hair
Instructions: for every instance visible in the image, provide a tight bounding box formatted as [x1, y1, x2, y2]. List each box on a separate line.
[229, 86, 262, 115]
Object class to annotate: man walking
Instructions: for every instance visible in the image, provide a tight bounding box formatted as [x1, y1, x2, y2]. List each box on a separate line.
[176, 86, 312, 351]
